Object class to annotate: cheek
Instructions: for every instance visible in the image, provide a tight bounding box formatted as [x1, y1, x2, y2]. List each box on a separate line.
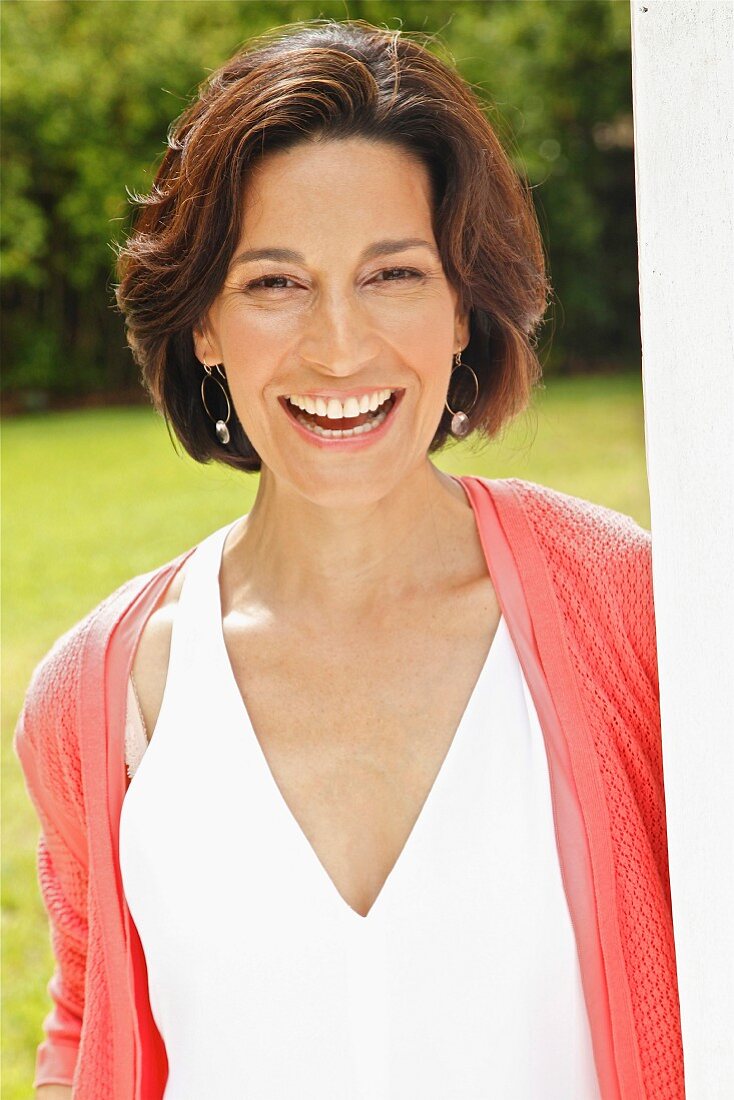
[407, 286, 456, 338]
[226, 374, 266, 416]
[399, 310, 455, 382]
[220, 361, 271, 428]
[222, 300, 302, 344]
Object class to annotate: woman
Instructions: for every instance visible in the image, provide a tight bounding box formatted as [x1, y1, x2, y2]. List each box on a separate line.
[15, 18, 684, 1100]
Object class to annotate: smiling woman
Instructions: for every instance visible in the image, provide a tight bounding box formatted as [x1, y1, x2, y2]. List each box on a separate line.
[187, 133, 472, 476]
[16, 16, 683, 1100]
[113, 19, 549, 474]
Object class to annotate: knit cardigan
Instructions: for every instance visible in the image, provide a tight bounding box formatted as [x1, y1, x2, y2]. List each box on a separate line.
[13, 475, 686, 1099]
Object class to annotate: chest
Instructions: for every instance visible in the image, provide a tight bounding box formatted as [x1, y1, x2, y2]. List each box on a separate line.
[222, 578, 501, 917]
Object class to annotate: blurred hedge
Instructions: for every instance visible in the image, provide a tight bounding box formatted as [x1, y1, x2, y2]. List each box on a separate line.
[0, 0, 639, 405]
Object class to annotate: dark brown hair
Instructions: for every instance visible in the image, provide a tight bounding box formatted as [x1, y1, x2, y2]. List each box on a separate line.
[114, 18, 550, 472]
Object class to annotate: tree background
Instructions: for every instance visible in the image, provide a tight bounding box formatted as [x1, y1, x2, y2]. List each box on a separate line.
[0, 0, 638, 408]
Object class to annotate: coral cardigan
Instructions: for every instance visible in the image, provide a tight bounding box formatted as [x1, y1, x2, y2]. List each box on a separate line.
[13, 475, 686, 1100]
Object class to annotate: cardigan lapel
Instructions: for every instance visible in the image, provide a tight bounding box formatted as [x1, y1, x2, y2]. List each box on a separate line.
[80, 572, 153, 1100]
[108, 551, 197, 1099]
[81, 553, 195, 1099]
[459, 475, 643, 1100]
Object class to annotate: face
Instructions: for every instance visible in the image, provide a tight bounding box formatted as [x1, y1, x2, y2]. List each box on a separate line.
[194, 135, 470, 506]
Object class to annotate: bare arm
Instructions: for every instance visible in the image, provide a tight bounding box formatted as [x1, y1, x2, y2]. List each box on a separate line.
[36, 1088, 72, 1099]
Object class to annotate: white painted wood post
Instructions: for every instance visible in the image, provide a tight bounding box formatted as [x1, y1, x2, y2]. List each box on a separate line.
[630, 2, 734, 1096]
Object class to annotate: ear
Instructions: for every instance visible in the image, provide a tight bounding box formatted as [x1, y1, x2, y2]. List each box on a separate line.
[454, 304, 471, 353]
[192, 317, 222, 366]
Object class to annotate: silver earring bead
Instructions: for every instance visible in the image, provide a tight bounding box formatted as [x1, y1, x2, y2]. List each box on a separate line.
[200, 361, 231, 445]
[445, 350, 479, 438]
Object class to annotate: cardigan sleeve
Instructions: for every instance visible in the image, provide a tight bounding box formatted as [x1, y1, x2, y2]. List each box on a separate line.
[615, 521, 660, 699]
[13, 627, 91, 1089]
[607, 518, 675, 904]
[601, 514, 661, 728]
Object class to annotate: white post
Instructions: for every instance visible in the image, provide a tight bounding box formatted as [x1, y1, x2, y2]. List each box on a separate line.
[630, 2, 734, 1096]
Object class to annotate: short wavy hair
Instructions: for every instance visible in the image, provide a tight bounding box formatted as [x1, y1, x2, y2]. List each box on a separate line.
[114, 18, 551, 473]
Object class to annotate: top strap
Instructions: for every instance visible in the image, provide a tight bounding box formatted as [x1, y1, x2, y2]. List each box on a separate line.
[161, 517, 241, 700]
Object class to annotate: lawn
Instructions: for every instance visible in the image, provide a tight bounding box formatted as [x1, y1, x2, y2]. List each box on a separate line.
[1, 370, 651, 1095]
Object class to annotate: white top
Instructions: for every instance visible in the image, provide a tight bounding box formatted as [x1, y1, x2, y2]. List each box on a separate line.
[119, 519, 601, 1099]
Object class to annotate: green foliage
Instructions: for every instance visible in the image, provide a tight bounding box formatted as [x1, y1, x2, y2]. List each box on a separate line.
[1, 0, 639, 398]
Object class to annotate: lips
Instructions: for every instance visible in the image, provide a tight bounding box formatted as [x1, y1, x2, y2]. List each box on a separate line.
[279, 388, 405, 449]
[281, 387, 402, 402]
[287, 391, 396, 431]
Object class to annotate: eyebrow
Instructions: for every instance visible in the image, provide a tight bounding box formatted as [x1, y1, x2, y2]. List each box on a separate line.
[230, 237, 441, 268]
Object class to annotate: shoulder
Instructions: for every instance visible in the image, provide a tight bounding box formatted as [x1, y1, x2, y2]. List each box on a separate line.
[491, 477, 657, 685]
[13, 571, 148, 815]
[18, 552, 189, 755]
[20, 578, 132, 738]
[497, 476, 651, 554]
[490, 475, 653, 597]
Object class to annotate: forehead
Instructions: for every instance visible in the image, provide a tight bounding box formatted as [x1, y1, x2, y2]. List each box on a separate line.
[238, 137, 435, 250]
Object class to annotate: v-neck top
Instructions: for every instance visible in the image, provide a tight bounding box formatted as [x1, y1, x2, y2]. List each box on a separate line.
[118, 517, 602, 1099]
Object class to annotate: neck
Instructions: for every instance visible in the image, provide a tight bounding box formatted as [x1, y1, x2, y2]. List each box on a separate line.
[222, 461, 475, 623]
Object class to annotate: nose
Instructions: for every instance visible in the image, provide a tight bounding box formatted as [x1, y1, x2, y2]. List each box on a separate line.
[297, 286, 377, 378]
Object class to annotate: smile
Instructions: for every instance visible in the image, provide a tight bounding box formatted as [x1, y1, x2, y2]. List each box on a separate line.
[278, 389, 404, 450]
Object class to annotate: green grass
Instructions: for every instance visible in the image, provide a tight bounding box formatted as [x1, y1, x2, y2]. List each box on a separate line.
[1, 371, 650, 1095]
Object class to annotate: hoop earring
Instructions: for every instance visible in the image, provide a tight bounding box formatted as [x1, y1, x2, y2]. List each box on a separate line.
[445, 351, 479, 438]
[200, 361, 231, 445]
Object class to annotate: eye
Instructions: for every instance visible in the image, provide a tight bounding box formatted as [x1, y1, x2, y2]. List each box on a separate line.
[244, 274, 299, 291]
[243, 267, 423, 292]
[373, 267, 423, 283]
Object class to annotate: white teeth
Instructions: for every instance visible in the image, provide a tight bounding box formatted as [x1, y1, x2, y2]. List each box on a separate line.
[294, 403, 391, 438]
[287, 389, 394, 419]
